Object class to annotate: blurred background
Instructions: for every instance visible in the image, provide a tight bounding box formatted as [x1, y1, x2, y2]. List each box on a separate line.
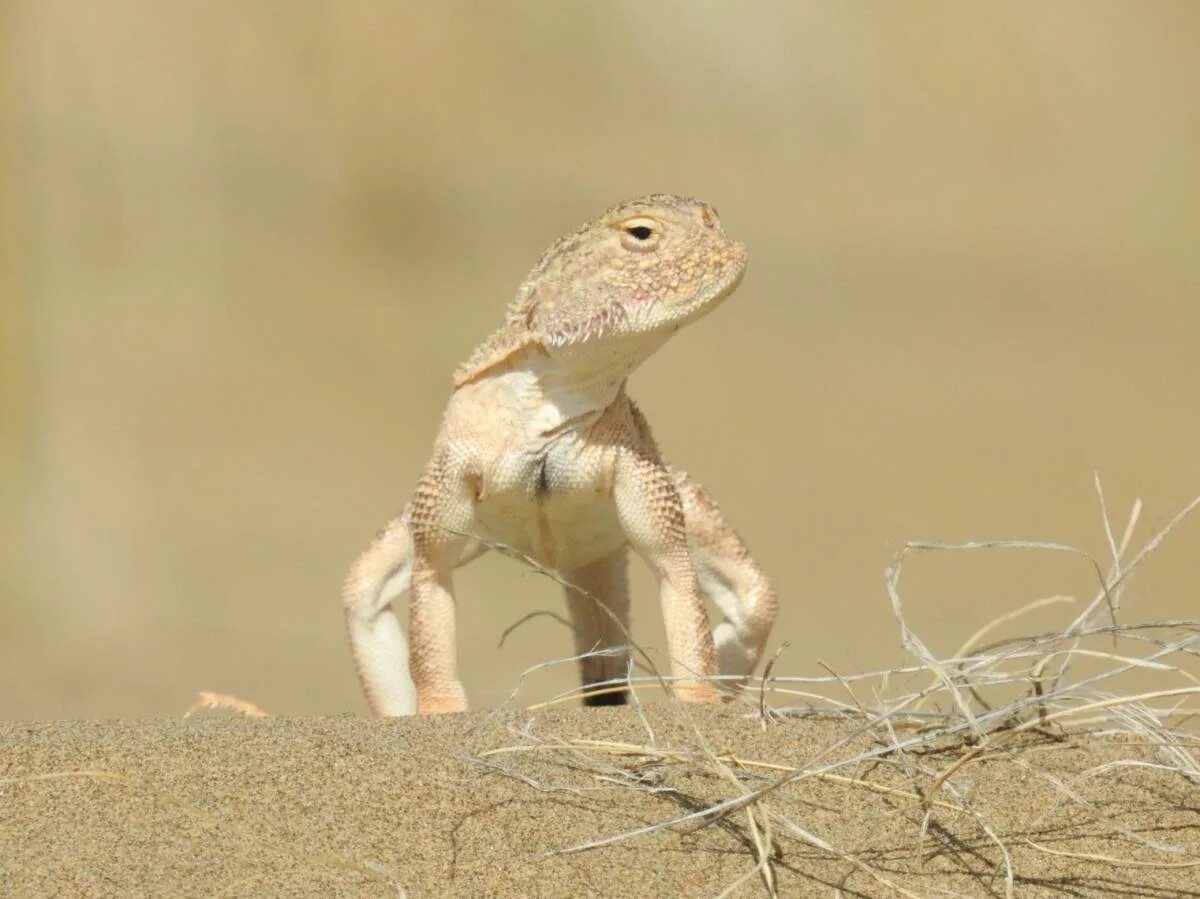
[2, 3, 1198, 718]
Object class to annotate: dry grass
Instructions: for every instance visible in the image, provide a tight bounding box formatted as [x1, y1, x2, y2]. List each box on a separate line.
[465, 479, 1200, 897]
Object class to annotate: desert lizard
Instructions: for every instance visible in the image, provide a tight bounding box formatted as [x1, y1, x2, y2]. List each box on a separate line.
[342, 194, 777, 715]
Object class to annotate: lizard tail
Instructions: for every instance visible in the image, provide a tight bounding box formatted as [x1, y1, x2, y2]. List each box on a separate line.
[342, 516, 418, 716]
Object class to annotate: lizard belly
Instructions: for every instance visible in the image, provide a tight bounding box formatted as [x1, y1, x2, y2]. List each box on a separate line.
[473, 447, 625, 571]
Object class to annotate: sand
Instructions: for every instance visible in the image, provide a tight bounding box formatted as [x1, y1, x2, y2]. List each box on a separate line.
[2, 705, 1198, 898]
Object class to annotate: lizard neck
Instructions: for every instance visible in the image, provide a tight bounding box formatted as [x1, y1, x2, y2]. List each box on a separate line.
[507, 343, 638, 436]
[456, 336, 664, 438]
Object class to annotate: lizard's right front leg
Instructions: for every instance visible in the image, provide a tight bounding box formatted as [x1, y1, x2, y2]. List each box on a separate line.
[407, 556, 467, 714]
[406, 457, 480, 715]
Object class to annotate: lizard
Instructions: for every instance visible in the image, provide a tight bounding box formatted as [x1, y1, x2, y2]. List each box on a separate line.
[342, 194, 778, 715]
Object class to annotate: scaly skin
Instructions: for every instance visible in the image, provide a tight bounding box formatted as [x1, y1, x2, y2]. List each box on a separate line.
[342, 195, 778, 715]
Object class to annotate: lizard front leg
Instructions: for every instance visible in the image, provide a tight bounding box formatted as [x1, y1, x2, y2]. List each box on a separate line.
[614, 452, 720, 704]
[406, 455, 479, 715]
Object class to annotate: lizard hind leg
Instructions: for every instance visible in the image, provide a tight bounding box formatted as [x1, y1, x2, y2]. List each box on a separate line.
[343, 514, 488, 716]
[562, 549, 633, 706]
[672, 468, 778, 688]
[342, 515, 420, 716]
[697, 550, 777, 681]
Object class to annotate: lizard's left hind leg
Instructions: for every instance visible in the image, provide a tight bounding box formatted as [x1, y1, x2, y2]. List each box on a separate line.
[672, 467, 778, 686]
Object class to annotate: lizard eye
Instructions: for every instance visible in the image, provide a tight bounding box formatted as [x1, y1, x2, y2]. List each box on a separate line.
[618, 217, 660, 251]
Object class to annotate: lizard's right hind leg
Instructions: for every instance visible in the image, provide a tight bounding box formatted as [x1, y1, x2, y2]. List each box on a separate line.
[343, 513, 486, 715]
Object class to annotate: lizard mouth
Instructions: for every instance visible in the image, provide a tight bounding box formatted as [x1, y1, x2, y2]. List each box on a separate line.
[541, 241, 747, 348]
[680, 243, 748, 316]
[710, 258, 746, 302]
[612, 245, 747, 332]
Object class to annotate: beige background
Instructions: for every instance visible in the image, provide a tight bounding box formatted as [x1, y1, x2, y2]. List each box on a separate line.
[2, 3, 1197, 718]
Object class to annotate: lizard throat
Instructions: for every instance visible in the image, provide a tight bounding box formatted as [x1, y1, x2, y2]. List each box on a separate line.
[496, 339, 657, 438]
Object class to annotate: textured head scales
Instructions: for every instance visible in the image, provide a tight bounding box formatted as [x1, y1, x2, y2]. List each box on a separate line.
[454, 194, 747, 387]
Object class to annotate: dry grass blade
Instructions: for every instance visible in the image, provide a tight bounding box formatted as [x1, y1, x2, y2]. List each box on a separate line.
[493, 646, 630, 715]
[1064, 492, 1199, 638]
[497, 609, 574, 647]
[482, 737, 970, 814]
[910, 594, 1075, 717]
[773, 814, 924, 899]
[759, 641, 789, 728]
[1022, 839, 1200, 868]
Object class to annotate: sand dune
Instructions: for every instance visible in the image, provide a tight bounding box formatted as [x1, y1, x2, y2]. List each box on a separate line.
[3, 705, 1198, 897]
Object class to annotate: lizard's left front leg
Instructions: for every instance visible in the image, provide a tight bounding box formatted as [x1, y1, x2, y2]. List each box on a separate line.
[614, 452, 720, 704]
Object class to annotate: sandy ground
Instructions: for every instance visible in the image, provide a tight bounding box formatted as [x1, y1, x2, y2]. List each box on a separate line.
[2, 705, 1198, 898]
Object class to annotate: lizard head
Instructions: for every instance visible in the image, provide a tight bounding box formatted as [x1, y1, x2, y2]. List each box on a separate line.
[517, 194, 748, 349]
[453, 195, 748, 388]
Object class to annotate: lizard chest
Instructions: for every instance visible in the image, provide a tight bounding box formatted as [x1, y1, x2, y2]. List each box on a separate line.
[472, 440, 624, 569]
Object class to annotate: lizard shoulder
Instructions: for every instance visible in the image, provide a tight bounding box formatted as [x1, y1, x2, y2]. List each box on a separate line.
[451, 320, 532, 387]
[586, 394, 664, 464]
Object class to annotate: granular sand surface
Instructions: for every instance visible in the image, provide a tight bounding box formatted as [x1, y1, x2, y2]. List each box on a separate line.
[2, 706, 1198, 897]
